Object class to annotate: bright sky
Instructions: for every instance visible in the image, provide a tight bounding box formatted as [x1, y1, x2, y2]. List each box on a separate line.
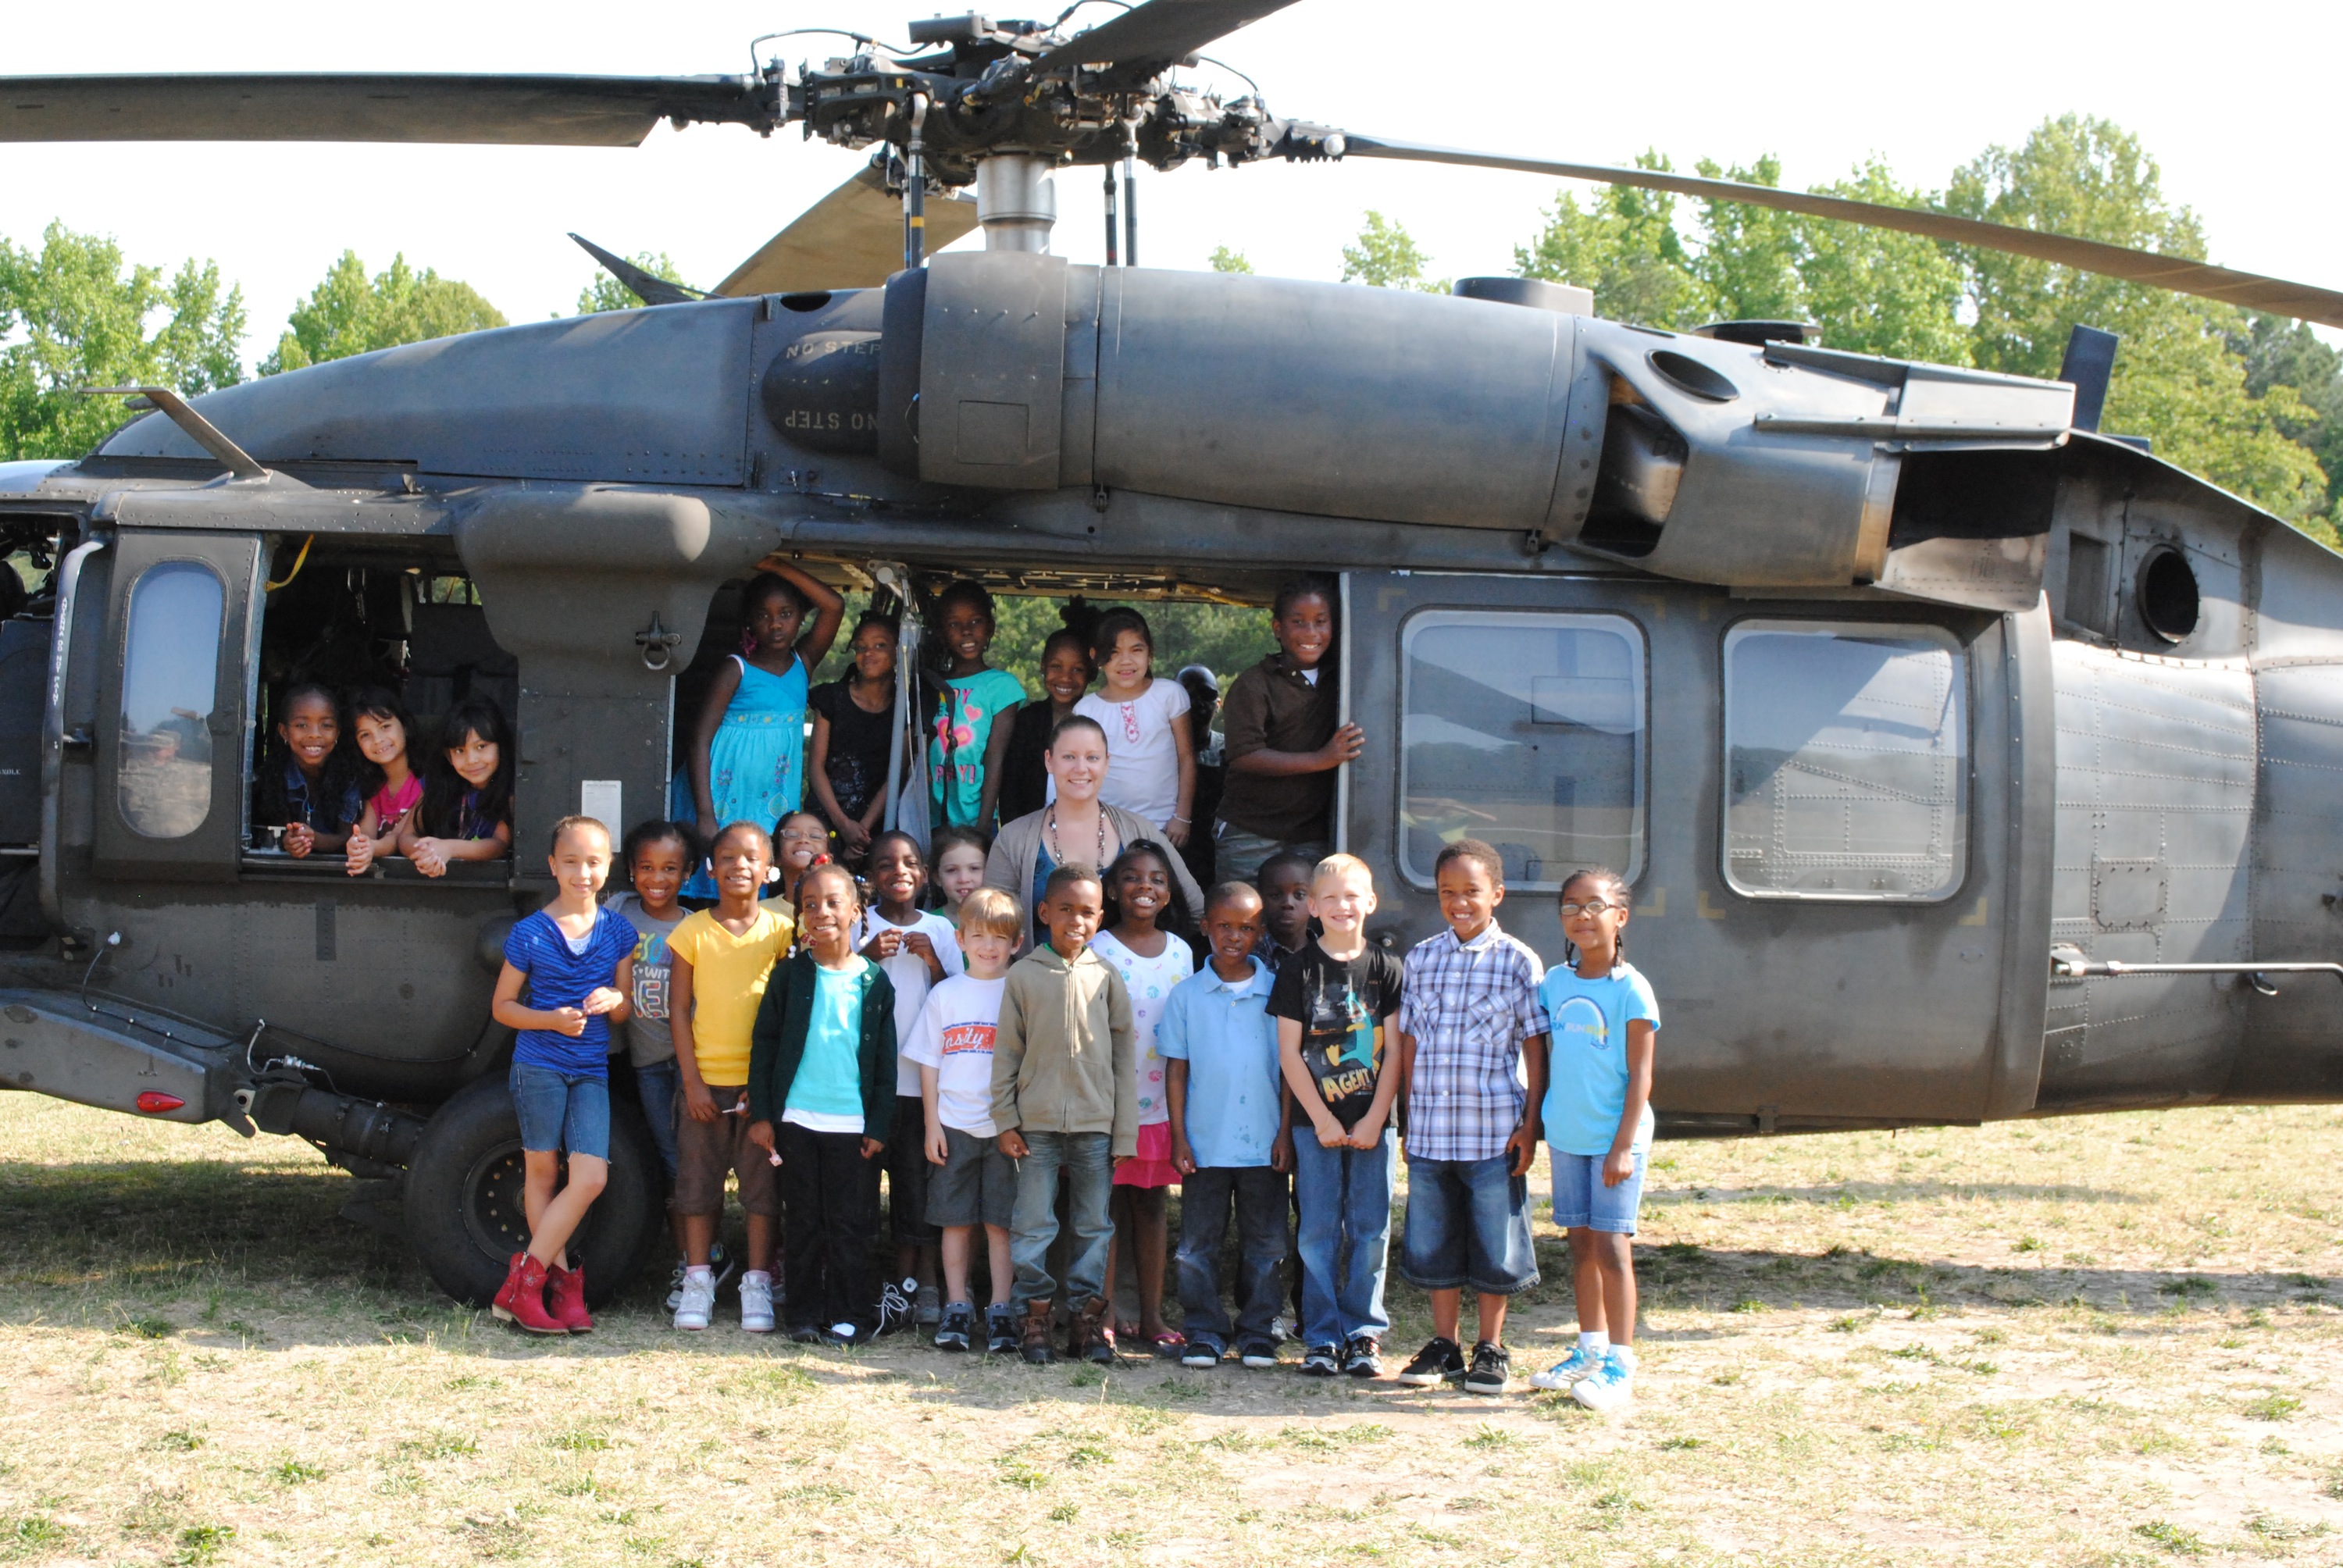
[10, 0, 2340, 364]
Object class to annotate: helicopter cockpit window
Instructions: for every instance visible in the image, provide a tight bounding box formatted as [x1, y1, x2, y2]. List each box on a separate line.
[1398, 611, 1645, 889]
[1724, 622, 1967, 901]
[118, 561, 226, 839]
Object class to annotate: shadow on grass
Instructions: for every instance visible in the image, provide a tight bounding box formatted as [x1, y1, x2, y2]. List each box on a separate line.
[2, 1153, 2328, 1413]
[1645, 1181, 2146, 1206]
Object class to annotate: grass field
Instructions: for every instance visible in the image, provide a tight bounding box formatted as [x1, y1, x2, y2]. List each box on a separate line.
[2, 1094, 2340, 1566]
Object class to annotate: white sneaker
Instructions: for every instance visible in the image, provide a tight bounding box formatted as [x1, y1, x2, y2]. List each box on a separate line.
[673, 1270, 716, 1331]
[1572, 1349, 1635, 1412]
[1529, 1344, 1607, 1392]
[739, 1272, 776, 1333]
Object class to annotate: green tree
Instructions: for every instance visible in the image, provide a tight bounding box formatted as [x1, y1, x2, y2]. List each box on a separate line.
[1688, 156, 1970, 364]
[0, 221, 245, 461]
[1514, 152, 1706, 328]
[982, 595, 1274, 697]
[1341, 212, 1444, 292]
[1948, 116, 2327, 526]
[1689, 155, 1803, 324]
[2234, 312, 2342, 529]
[576, 251, 689, 315]
[259, 251, 505, 374]
[1208, 246, 1254, 274]
[1791, 160, 1971, 365]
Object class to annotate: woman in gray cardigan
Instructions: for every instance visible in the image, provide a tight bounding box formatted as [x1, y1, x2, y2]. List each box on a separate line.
[986, 713, 1203, 935]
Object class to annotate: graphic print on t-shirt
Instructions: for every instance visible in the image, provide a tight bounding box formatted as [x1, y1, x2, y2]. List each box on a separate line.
[1300, 969, 1378, 1114]
[1550, 995, 1608, 1051]
[939, 1021, 997, 1057]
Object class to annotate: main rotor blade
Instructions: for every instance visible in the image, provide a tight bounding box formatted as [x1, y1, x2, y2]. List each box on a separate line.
[1032, 0, 1300, 76]
[711, 164, 981, 297]
[0, 73, 775, 146]
[1340, 134, 2343, 331]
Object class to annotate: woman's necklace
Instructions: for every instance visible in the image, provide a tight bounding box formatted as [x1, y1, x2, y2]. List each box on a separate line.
[1045, 804, 1108, 869]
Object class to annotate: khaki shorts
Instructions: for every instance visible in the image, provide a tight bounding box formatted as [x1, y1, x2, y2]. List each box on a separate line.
[671, 1084, 780, 1217]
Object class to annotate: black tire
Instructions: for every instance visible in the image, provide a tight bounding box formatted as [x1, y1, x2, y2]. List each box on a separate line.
[402, 1074, 661, 1308]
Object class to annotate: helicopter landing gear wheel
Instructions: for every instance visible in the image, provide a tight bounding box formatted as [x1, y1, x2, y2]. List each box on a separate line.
[401, 1074, 661, 1310]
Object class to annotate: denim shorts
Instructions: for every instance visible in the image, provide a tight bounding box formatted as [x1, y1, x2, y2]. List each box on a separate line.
[1550, 1148, 1646, 1235]
[508, 1063, 611, 1160]
[1399, 1152, 1539, 1295]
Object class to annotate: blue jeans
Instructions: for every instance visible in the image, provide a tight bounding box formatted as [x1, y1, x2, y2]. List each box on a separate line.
[1550, 1148, 1646, 1235]
[1008, 1130, 1115, 1310]
[633, 1060, 680, 1178]
[1292, 1129, 1396, 1346]
[1400, 1152, 1539, 1295]
[508, 1063, 610, 1159]
[1175, 1164, 1289, 1351]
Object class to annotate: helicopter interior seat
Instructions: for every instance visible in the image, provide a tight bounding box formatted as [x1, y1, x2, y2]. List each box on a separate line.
[0, 564, 50, 945]
[403, 598, 519, 749]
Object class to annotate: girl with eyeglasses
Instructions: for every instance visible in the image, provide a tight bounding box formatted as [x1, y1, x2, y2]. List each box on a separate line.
[1526, 867, 1659, 1413]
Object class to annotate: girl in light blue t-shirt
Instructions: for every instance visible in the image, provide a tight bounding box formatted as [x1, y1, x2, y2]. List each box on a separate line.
[1529, 867, 1658, 1413]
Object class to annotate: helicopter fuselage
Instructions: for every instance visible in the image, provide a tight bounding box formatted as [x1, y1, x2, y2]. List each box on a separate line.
[2, 257, 2335, 1301]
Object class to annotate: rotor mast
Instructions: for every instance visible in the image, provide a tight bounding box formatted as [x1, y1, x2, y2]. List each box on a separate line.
[974, 153, 1058, 253]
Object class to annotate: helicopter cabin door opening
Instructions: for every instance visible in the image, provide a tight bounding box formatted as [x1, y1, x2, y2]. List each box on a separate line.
[1340, 568, 2041, 1135]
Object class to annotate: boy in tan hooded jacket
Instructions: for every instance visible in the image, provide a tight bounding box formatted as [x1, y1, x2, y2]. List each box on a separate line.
[991, 863, 1136, 1363]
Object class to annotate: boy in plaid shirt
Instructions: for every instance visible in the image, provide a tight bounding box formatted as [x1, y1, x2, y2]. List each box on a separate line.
[1392, 839, 1548, 1395]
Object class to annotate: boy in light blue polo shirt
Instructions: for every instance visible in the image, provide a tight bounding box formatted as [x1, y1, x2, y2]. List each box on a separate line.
[1528, 868, 1659, 1412]
[1162, 882, 1291, 1368]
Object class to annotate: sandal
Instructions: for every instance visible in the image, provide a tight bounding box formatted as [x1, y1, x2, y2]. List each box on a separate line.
[1150, 1330, 1187, 1356]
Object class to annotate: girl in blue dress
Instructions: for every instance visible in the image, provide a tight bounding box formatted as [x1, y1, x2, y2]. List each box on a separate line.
[679, 560, 843, 899]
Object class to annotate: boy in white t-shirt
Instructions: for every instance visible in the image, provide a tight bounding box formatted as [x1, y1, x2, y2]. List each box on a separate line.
[905, 887, 1023, 1354]
[855, 831, 965, 1327]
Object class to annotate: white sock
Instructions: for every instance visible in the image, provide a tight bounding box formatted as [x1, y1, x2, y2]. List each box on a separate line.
[742, 1270, 771, 1287]
[1578, 1330, 1609, 1353]
[1611, 1345, 1638, 1373]
[685, 1265, 712, 1284]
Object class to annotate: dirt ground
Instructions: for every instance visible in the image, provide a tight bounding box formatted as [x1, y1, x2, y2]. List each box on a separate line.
[2, 1094, 2339, 1566]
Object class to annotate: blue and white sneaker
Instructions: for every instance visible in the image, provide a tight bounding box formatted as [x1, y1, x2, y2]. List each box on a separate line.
[1529, 1344, 1607, 1392]
[1571, 1348, 1635, 1412]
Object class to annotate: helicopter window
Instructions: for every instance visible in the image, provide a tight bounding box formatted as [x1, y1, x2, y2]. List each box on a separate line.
[118, 561, 226, 839]
[1723, 622, 1967, 901]
[1397, 611, 1645, 889]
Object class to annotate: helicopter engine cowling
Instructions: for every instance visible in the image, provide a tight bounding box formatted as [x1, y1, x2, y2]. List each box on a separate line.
[872, 251, 2080, 604]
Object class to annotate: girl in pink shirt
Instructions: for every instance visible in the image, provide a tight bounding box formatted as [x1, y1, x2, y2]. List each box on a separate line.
[345, 688, 422, 875]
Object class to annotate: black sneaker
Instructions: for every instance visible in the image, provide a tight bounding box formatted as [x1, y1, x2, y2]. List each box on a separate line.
[1396, 1335, 1466, 1387]
[933, 1300, 975, 1352]
[1300, 1343, 1340, 1376]
[872, 1275, 918, 1338]
[1462, 1340, 1511, 1396]
[1344, 1335, 1384, 1379]
[1180, 1338, 1224, 1370]
[788, 1322, 824, 1345]
[1239, 1338, 1281, 1370]
[985, 1303, 1021, 1356]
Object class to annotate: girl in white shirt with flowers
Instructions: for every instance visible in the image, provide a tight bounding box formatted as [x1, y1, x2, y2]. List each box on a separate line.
[1062, 607, 1198, 846]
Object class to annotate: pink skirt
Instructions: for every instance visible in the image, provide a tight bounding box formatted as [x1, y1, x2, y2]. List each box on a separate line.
[1113, 1121, 1179, 1189]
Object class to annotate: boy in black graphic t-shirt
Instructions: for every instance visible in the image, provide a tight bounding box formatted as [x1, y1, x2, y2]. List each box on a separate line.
[1268, 853, 1403, 1378]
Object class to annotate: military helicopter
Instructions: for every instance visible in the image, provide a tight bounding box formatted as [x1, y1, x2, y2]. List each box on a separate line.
[3, 0, 2341, 1308]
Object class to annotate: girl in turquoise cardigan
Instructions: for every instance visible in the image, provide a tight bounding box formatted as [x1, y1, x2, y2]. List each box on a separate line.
[747, 862, 897, 1343]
